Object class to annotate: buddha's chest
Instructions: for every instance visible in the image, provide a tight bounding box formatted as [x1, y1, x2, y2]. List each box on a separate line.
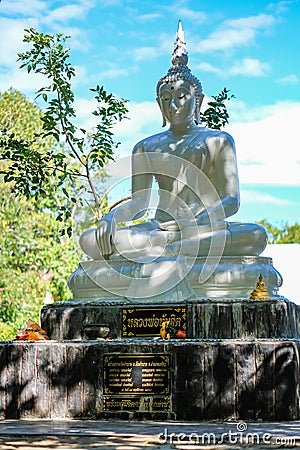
[147, 136, 211, 176]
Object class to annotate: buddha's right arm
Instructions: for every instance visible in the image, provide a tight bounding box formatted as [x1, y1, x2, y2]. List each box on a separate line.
[96, 171, 153, 255]
[95, 197, 147, 255]
[107, 188, 152, 223]
[96, 146, 153, 255]
[100, 142, 153, 222]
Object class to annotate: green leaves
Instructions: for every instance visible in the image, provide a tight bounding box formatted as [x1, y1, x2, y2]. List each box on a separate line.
[201, 87, 235, 130]
[0, 182, 78, 340]
[2, 28, 129, 226]
[88, 85, 128, 168]
[0, 130, 52, 199]
[258, 220, 300, 244]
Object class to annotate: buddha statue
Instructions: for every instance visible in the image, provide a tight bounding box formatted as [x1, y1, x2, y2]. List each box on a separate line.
[68, 22, 282, 301]
[250, 274, 270, 300]
[79, 21, 267, 262]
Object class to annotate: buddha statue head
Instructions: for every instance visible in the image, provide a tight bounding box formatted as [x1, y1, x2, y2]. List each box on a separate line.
[156, 20, 204, 126]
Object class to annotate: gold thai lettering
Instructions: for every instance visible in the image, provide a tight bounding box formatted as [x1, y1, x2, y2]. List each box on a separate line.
[124, 309, 185, 330]
[123, 308, 186, 336]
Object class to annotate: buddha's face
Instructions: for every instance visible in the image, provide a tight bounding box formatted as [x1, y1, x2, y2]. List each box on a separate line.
[158, 80, 196, 127]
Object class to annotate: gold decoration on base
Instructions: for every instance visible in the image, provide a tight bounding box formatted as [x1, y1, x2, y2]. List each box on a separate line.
[250, 274, 270, 300]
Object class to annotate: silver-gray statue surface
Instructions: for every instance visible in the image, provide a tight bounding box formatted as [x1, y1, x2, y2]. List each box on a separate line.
[70, 21, 282, 301]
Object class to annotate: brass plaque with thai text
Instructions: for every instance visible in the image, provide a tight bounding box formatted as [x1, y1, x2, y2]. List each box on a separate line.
[122, 306, 186, 337]
[103, 395, 171, 411]
[103, 354, 171, 396]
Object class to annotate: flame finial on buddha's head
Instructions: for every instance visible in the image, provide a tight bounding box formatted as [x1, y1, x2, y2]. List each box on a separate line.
[156, 20, 204, 125]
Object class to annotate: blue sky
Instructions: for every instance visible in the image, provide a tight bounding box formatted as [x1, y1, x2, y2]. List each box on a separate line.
[0, 0, 300, 226]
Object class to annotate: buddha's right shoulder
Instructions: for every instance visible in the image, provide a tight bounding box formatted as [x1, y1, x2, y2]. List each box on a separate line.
[132, 131, 166, 154]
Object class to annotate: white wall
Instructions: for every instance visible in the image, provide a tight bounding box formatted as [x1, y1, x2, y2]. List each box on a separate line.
[262, 244, 300, 304]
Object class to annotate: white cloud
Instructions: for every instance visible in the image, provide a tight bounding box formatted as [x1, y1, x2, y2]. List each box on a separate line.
[175, 7, 207, 23]
[160, 3, 208, 24]
[74, 97, 300, 189]
[225, 13, 275, 30]
[268, 1, 293, 15]
[276, 74, 299, 85]
[198, 28, 254, 52]
[0, 0, 47, 17]
[72, 98, 161, 156]
[241, 190, 294, 205]
[195, 13, 276, 53]
[197, 58, 271, 78]
[97, 68, 132, 79]
[0, 17, 39, 67]
[138, 13, 160, 21]
[227, 99, 294, 122]
[0, 66, 46, 96]
[196, 62, 221, 74]
[43, 1, 94, 25]
[114, 102, 162, 154]
[226, 101, 300, 186]
[44, 5, 85, 23]
[96, 0, 122, 6]
[132, 46, 159, 62]
[228, 58, 271, 77]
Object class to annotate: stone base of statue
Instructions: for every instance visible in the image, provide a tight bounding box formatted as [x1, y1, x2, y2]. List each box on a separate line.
[42, 254, 284, 340]
[1, 336, 300, 421]
[68, 255, 283, 300]
[41, 297, 300, 341]
[2, 255, 300, 421]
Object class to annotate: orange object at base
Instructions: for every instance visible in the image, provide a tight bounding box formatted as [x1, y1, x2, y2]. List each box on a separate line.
[15, 320, 49, 341]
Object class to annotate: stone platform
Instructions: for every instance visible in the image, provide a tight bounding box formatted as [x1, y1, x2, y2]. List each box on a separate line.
[2, 252, 299, 421]
[41, 297, 300, 340]
[1, 338, 300, 421]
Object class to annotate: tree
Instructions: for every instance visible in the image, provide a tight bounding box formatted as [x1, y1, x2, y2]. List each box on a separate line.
[0, 90, 78, 340]
[0, 181, 79, 340]
[259, 220, 300, 244]
[0, 28, 129, 231]
[0, 88, 54, 144]
[201, 88, 235, 130]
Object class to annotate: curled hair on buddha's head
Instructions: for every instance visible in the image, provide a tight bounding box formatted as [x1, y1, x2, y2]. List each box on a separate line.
[156, 20, 204, 126]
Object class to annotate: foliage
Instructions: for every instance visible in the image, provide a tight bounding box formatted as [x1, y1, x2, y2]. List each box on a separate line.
[0, 26, 128, 339]
[0, 269, 49, 340]
[0, 90, 79, 341]
[11, 28, 127, 217]
[0, 88, 54, 145]
[201, 88, 235, 129]
[259, 220, 300, 244]
[0, 88, 59, 196]
[0, 182, 78, 340]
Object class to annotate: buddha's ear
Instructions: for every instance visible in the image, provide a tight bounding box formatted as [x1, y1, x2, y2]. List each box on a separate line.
[156, 97, 167, 127]
[194, 94, 204, 125]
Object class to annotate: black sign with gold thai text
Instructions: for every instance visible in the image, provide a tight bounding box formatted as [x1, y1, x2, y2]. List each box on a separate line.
[103, 395, 171, 411]
[103, 354, 171, 396]
[122, 306, 186, 337]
